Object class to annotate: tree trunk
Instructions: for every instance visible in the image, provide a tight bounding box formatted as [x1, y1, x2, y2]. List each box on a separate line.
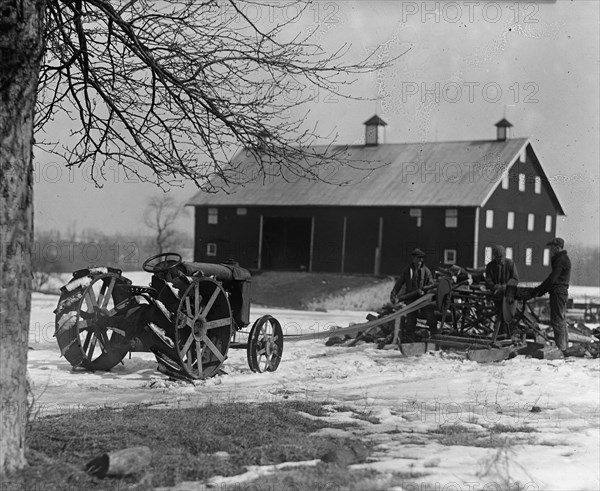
[0, 0, 45, 474]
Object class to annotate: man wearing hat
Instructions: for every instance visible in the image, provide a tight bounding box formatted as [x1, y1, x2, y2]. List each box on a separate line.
[390, 248, 437, 339]
[484, 244, 519, 337]
[532, 237, 571, 353]
[485, 245, 519, 295]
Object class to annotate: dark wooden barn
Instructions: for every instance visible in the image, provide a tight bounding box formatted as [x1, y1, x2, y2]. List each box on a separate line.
[187, 117, 565, 281]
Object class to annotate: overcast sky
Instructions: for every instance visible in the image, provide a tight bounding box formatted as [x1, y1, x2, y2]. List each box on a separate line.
[34, 0, 599, 247]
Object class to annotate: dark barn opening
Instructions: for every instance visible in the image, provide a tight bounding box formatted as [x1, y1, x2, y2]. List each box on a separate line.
[261, 217, 312, 270]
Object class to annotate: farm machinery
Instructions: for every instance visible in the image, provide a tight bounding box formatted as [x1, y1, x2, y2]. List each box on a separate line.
[307, 267, 599, 361]
[53, 253, 283, 380]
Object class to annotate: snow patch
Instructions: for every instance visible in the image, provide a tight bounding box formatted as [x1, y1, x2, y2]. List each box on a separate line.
[64, 276, 92, 292]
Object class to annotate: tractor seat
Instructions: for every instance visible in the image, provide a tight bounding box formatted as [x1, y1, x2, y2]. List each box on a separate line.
[181, 261, 251, 282]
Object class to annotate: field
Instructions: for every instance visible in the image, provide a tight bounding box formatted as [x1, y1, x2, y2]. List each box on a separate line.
[7, 273, 600, 490]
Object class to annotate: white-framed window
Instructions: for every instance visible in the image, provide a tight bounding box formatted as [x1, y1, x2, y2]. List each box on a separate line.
[545, 215, 552, 233]
[525, 247, 533, 266]
[236, 207, 247, 215]
[534, 176, 541, 194]
[501, 172, 509, 190]
[444, 249, 457, 265]
[519, 147, 526, 163]
[519, 173, 526, 192]
[543, 248, 550, 266]
[506, 247, 513, 260]
[410, 208, 422, 228]
[484, 247, 492, 265]
[206, 243, 217, 257]
[527, 213, 535, 231]
[208, 207, 218, 224]
[485, 210, 494, 229]
[507, 211, 515, 230]
[445, 208, 458, 228]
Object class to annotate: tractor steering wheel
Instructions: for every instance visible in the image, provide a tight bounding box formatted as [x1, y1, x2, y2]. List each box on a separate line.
[142, 252, 183, 274]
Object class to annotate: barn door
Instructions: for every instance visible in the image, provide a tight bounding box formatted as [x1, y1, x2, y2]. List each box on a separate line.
[261, 216, 311, 271]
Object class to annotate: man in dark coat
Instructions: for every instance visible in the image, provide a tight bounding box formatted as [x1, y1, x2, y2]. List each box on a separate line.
[485, 245, 519, 295]
[532, 237, 571, 353]
[390, 248, 437, 338]
[485, 244, 519, 336]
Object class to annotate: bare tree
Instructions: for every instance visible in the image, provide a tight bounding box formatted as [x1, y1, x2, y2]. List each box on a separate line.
[0, 0, 397, 473]
[144, 195, 186, 255]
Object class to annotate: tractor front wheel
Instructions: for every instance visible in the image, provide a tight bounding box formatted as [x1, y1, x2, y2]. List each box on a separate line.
[247, 315, 283, 373]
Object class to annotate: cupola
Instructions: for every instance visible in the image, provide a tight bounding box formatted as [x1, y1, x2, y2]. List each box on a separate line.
[495, 118, 513, 141]
[364, 115, 387, 146]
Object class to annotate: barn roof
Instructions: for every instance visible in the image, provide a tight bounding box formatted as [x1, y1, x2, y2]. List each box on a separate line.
[187, 138, 564, 212]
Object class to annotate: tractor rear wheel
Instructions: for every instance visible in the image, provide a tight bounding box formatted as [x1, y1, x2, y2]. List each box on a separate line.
[54, 271, 131, 371]
[173, 277, 232, 379]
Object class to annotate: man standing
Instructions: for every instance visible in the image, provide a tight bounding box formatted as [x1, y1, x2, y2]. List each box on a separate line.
[485, 245, 519, 338]
[485, 245, 519, 295]
[532, 237, 571, 354]
[390, 248, 437, 339]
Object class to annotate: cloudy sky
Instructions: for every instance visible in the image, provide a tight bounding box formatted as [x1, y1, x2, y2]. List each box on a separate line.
[34, 0, 599, 246]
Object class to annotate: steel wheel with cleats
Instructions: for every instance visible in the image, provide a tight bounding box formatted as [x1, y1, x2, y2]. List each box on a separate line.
[247, 315, 283, 373]
[54, 271, 132, 371]
[174, 277, 232, 379]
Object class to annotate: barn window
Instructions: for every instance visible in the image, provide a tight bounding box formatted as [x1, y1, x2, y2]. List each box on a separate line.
[206, 243, 217, 256]
[543, 248, 550, 266]
[445, 209, 458, 228]
[484, 247, 492, 265]
[534, 176, 541, 194]
[410, 208, 422, 228]
[518, 173, 526, 192]
[527, 213, 535, 231]
[506, 247, 513, 260]
[237, 207, 247, 215]
[485, 210, 494, 228]
[545, 215, 552, 233]
[507, 211, 515, 230]
[208, 208, 218, 224]
[501, 172, 509, 189]
[444, 249, 456, 265]
[525, 247, 533, 266]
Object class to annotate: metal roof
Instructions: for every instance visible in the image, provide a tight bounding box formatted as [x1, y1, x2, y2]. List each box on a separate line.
[187, 138, 561, 210]
[495, 118, 513, 127]
[363, 115, 388, 126]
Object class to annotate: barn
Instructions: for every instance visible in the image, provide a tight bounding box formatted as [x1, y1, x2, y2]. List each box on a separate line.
[186, 117, 565, 281]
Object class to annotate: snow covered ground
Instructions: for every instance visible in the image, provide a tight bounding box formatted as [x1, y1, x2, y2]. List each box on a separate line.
[27, 284, 600, 491]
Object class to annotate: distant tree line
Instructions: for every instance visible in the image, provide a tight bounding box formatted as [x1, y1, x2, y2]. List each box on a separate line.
[32, 228, 193, 278]
[31, 231, 599, 287]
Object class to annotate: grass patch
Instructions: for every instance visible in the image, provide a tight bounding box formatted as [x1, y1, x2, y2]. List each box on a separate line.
[489, 424, 537, 433]
[429, 424, 496, 447]
[429, 423, 534, 448]
[250, 271, 390, 310]
[7, 401, 370, 490]
[249, 466, 427, 491]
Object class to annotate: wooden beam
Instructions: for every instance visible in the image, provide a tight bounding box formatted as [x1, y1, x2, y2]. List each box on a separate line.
[309, 216, 315, 272]
[341, 216, 347, 273]
[374, 216, 383, 275]
[257, 215, 263, 270]
[287, 293, 435, 341]
[473, 206, 480, 268]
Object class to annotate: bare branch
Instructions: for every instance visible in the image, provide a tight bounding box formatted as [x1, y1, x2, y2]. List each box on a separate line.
[36, 0, 402, 190]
